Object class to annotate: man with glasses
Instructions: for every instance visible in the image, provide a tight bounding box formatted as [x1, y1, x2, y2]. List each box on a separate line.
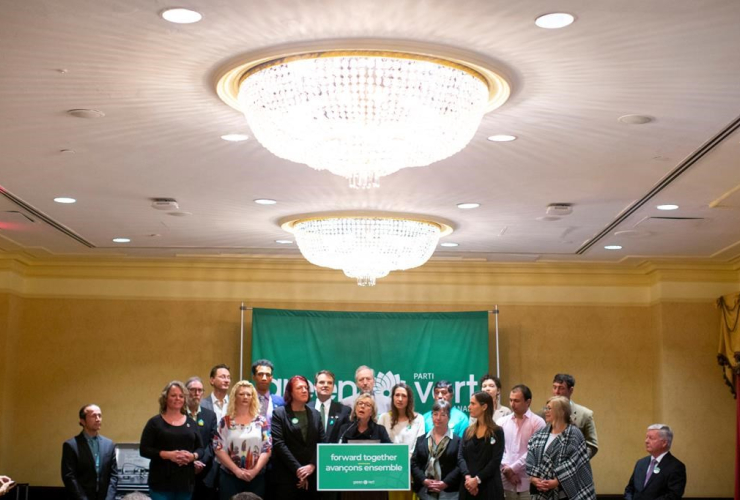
[186, 376, 218, 500]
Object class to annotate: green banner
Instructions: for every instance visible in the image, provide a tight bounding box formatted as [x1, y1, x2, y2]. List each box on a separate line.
[317, 444, 410, 491]
[252, 309, 489, 414]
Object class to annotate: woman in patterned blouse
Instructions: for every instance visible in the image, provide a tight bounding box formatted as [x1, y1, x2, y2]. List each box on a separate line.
[214, 380, 272, 500]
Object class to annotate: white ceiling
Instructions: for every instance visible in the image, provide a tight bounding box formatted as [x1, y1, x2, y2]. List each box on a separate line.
[1, 0, 740, 265]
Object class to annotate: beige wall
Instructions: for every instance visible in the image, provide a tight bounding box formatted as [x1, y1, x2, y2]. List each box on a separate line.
[0, 257, 736, 496]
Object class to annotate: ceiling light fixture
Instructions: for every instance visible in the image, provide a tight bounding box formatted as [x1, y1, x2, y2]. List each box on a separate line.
[218, 45, 510, 188]
[535, 13, 575, 29]
[221, 134, 249, 142]
[254, 198, 277, 205]
[440, 242, 459, 247]
[281, 213, 453, 286]
[54, 197, 76, 204]
[275, 239, 293, 244]
[604, 245, 623, 250]
[112, 238, 131, 243]
[161, 8, 202, 24]
[657, 204, 679, 210]
[487, 134, 517, 142]
[457, 203, 480, 209]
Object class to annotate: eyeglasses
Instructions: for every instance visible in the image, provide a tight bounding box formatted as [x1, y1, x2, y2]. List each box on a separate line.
[189, 388, 204, 394]
[356, 402, 373, 409]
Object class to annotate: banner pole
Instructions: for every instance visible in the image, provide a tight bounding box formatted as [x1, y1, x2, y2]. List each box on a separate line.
[494, 306, 500, 378]
[239, 303, 246, 380]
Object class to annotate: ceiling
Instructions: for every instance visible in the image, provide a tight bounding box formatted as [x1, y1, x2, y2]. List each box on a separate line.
[2, 0, 740, 267]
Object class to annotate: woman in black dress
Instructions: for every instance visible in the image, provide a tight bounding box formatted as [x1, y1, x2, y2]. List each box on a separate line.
[140, 380, 205, 500]
[457, 391, 504, 500]
[271, 375, 325, 499]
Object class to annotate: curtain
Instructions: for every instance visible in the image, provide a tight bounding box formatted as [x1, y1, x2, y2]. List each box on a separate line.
[717, 292, 740, 500]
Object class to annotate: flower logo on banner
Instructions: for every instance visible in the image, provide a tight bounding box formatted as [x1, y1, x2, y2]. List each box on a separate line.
[374, 371, 402, 397]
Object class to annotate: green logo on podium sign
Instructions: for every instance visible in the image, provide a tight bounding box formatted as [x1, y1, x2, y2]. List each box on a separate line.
[317, 444, 410, 491]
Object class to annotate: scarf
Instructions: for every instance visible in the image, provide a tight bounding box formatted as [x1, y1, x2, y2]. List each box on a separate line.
[424, 431, 451, 498]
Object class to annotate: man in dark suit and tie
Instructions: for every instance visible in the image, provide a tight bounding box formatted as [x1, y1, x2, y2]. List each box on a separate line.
[61, 404, 118, 500]
[186, 376, 219, 500]
[625, 424, 686, 500]
[313, 370, 351, 444]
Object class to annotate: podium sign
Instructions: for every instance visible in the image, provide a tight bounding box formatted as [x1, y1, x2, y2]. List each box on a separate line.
[317, 444, 410, 491]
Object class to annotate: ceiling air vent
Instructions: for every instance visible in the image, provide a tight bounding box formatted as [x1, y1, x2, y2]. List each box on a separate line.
[633, 216, 706, 231]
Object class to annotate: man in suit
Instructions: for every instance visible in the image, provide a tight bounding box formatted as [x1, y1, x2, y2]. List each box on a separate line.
[625, 424, 686, 500]
[313, 370, 351, 443]
[201, 364, 231, 424]
[340, 365, 391, 414]
[252, 358, 285, 500]
[551, 373, 599, 458]
[61, 404, 118, 500]
[252, 358, 285, 426]
[186, 376, 219, 500]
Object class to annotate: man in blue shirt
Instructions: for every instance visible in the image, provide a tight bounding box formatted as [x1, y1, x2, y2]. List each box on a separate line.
[423, 380, 469, 437]
[61, 404, 118, 500]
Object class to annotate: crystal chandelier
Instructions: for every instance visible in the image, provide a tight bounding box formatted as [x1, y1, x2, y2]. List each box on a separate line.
[218, 47, 510, 188]
[281, 214, 453, 286]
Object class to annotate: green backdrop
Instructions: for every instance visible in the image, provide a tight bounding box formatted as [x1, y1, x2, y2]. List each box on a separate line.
[252, 308, 489, 414]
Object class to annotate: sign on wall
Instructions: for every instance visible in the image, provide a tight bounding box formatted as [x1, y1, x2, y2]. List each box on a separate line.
[252, 309, 489, 414]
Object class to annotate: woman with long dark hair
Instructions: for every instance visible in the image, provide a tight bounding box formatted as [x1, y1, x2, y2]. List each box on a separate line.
[457, 391, 504, 500]
[271, 375, 325, 499]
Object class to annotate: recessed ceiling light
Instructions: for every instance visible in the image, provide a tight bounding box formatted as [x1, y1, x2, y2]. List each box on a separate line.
[254, 199, 277, 205]
[657, 204, 679, 210]
[54, 197, 76, 204]
[604, 245, 622, 250]
[535, 13, 575, 29]
[160, 8, 202, 24]
[440, 242, 459, 247]
[618, 114, 654, 125]
[487, 134, 517, 142]
[275, 239, 293, 244]
[221, 134, 249, 142]
[112, 238, 131, 243]
[66, 109, 105, 119]
[457, 203, 480, 209]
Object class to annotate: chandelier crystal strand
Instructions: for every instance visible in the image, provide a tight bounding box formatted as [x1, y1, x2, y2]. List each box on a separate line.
[291, 217, 442, 285]
[239, 53, 490, 188]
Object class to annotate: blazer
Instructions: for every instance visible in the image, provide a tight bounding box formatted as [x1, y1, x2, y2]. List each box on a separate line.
[61, 432, 118, 500]
[457, 427, 505, 500]
[192, 407, 218, 488]
[570, 401, 599, 459]
[314, 399, 351, 444]
[271, 405, 326, 496]
[410, 433, 462, 493]
[624, 452, 686, 500]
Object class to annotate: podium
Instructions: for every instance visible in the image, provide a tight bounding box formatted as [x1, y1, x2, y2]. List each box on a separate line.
[317, 443, 410, 493]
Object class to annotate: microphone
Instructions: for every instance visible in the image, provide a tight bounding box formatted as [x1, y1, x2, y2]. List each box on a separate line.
[338, 421, 358, 443]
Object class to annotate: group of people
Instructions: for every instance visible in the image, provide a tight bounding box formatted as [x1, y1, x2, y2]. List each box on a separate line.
[59, 363, 687, 500]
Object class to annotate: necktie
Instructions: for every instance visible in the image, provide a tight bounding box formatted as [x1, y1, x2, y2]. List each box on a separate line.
[644, 458, 657, 487]
[320, 403, 327, 430]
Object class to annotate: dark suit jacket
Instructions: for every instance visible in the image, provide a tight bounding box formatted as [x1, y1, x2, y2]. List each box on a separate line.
[192, 407, 218, 488]
[61, 432, 118, 500]
[625, 452, 686, 500]
[314, 399, 351, 444]
[271, 405, 326, 495]
[411, 433, 462, 493]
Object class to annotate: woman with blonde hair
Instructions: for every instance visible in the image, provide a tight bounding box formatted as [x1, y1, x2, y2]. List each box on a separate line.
[525, 396, 594, 500]
[214, 381, 271, 500]
[140, 380, 205, 500]
[337, 393, 391, 500]
[457, 391, 504, 500]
